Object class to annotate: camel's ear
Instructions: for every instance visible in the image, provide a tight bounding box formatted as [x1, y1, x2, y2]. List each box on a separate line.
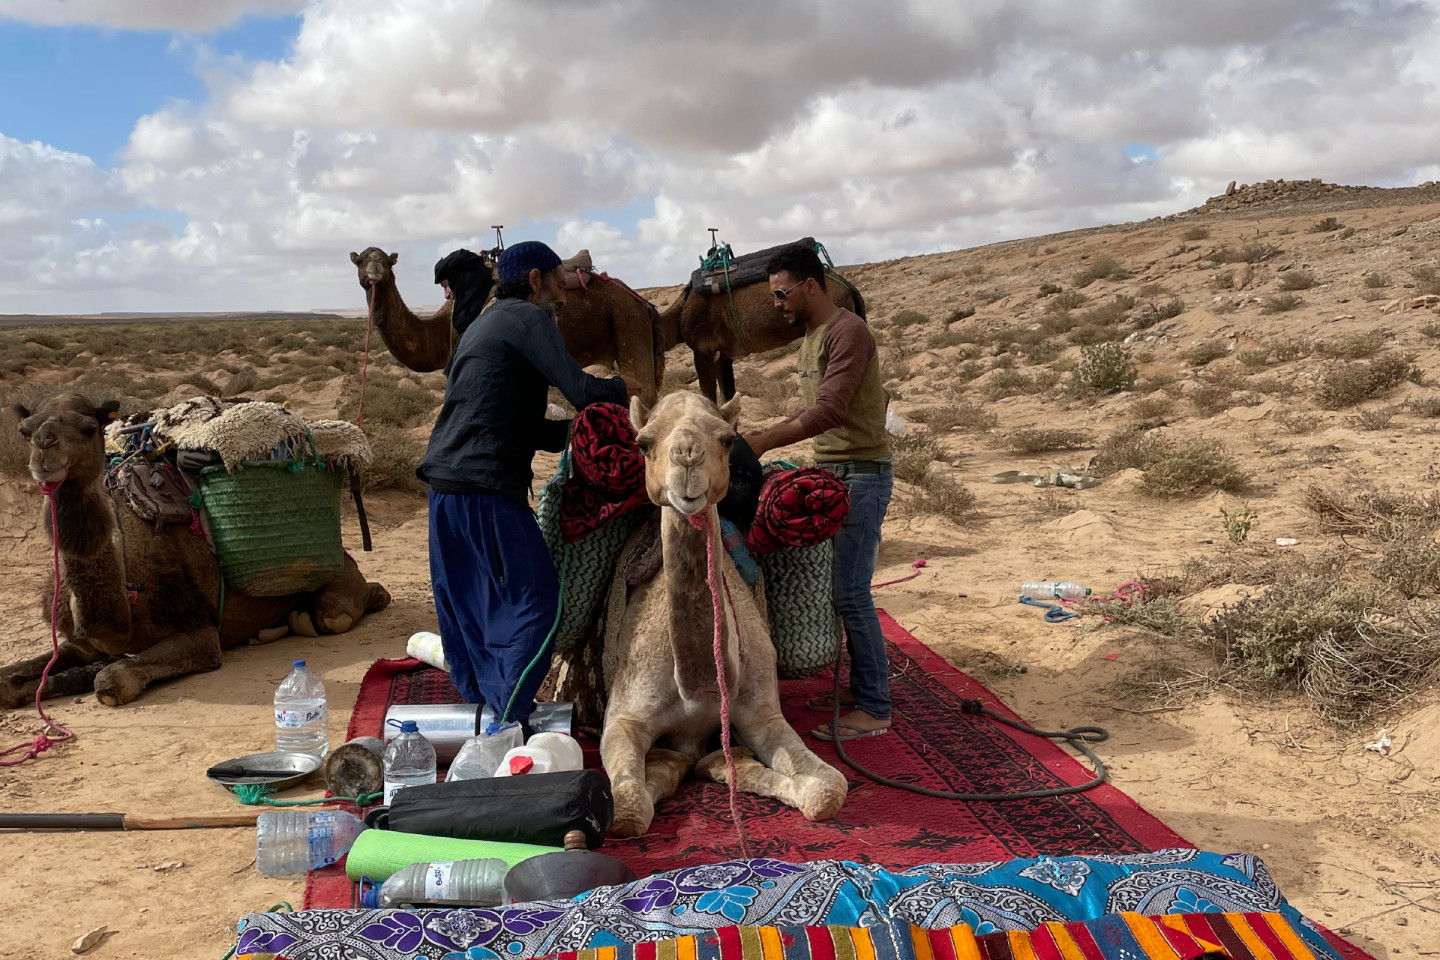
[349, 251, 361, 264]
[388, 252, 399, 266]
[630, 395, 650, 431]
[718, 395, 742, 427]
[95, 400, 121, 424]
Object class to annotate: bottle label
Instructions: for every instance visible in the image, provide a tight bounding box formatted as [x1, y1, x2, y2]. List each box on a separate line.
[425, 861, 455, 901]
[383, 780, 404, 805]
[276, 703, 327, 728]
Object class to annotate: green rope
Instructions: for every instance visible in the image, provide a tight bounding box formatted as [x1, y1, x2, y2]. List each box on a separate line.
[222, 902, 293, 960]
[500, 512, 571, 725]
[228, 782, 382, 807]
[812, 240, 835, 268]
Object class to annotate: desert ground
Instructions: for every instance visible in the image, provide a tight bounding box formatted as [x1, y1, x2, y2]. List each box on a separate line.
[2, 183, 1439, 959]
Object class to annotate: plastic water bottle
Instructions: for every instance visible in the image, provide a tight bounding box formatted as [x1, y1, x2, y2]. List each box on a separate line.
[1020, 581, 1091, 601]
[274, 659, 329, 758]
[447, 722, 524, 782]
[361, 858, 510, 908]
[495, 732, 584, 777]
[383, 719, 437, 804]
[255, 809, 367, 876]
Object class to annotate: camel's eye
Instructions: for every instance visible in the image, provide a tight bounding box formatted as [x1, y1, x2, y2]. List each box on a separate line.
[720, 434, 736, 449]
[636, 436, 654, 455]
[80, 422, 98, 438]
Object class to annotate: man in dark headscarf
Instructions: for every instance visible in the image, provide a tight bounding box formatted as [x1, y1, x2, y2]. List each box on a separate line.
[433, 249, 495, 338]
[421, 240, 642, 733]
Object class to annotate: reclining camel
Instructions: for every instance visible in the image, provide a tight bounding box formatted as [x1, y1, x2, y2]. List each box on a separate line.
[600, 391, 847, 836]
[0, 394, 390, 708]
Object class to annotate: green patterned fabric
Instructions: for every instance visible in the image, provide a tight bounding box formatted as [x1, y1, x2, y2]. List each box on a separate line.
[757, 542, 842, 679]
[537, 463, 651, 654]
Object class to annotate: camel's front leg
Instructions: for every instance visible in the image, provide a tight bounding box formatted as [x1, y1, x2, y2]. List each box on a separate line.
[0, 638, 110, 708]
[601, 714, 660, 837]
[731, 707, 848, 822]
[94, 626, 222, 707]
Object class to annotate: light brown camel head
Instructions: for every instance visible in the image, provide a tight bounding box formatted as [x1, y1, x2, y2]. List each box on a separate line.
[13, 393, 120, 490]
[631, 392, 739, 516]
[350, 246, 398, 288]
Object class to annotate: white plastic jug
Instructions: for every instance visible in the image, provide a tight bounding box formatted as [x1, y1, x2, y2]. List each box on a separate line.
[494, 732, 583, 777]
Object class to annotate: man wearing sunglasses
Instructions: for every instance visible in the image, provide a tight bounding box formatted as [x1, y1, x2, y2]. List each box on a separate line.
[742, 245, 893, 743]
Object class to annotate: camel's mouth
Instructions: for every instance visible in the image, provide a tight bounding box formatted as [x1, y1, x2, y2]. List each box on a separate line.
[666, 491, 708, 516]
[36, 474, 65, 494]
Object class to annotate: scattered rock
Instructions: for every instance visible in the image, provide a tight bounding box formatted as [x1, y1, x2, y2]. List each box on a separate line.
[1182, 583, 1266, 622]
[1233, 263, 1254, 291]
[153, 861, 185, 872]
[71, 927, 109, 955]
[1225, 400, 1276, 422]
[1040, 510, 1116, 542]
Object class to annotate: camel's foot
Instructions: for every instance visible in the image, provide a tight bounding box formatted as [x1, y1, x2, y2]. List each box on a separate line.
[94, 659, 144, 707]
[288, 610, 319, 638]
[796, 766, 848, 822]
[366, 582, 392, 615]
[610, 779, 655, 838]
[316, 611, 353, 634]
[694, 747, 759, 784]
[251, 625, 291, 645]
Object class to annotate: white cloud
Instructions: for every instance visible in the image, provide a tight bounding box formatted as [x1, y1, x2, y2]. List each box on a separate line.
[0, 0, 303, 31]
[4, 0, 1440, 312]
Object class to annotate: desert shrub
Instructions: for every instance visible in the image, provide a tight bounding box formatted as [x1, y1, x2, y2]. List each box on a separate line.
[1312, 353, 1421, 409]
[1260, 293, 1303, 314]
[1141, 440, 1248, 496]
[1048, 289, 1089, 310]
[945, 306, 977, 324]
[1037, 282, 1063, 296]
[1368, 539, 1440, 598]
[1408, 396, 1440, 418]
[975, 288, 1007, 304]
[1072, 256, 1129, 288]
[890, 309, 930, 328]
[1190, 383, 1239, 417]
[1067, 324, 1126, 346]
[1276, 410, 1318, 434]
[1303, 483, 1440, 542]
[1185, 339, 1230, 367]
[909, 473, 978, 521]
[1091, 426, 1171, 475]
[1247, 375, 1298, 398]
[1358, 288, 1389, 302]
[1314, 332, 1383, 360]
[1309, 217, 1344, 233]
[1002, 428, 1092, 454]
[1220, 502, 1256, 544]
[338, 374, 439, 428]
[1134, 373, 1180, 395]
[925, 327, 972, 350]
[891, 431, 939, 486]
[1181, 225, 1211, 241]
[909, 399, 997, 433]
[1133, 298, 1185, 329]
[1363, 271, 1390, 288]
[1269, 338, 1313, 363]
[1344, 407, 1397, 431]
[1277, 270, 1315, 291]
[1077, 295, 1135, 327]
[1237, 348, 1273, 369]
[359, 424, 428, 494]
[1421, 322, 1440, 340]
[1205, 243, 1280, 264]
[1209, 269, 1236, 291]
[991, 353, 1018, 370]
[983, 370, 1038, 399]
[1073, 342, 1137, 394]
[1024, 339, 1066, 365]
[1412, 265, 1440, 296]
[1129, 395, 1174, 419]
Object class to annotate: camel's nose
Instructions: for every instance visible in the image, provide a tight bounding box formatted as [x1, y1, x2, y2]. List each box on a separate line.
[31, 427, 58, 450]
[668, 434, 706, 468]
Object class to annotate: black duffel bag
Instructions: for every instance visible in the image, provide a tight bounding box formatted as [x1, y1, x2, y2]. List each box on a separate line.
[379, 770, 614, 849]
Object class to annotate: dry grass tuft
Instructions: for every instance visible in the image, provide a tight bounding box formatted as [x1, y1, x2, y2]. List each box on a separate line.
[1205, 243, 1280, 264]
[891, 430, 940, 486]
[1314, 332, 1385, 360]
[1277, 270, 1316, 291]
[1072, 256, 1129, 288]
[1302, 482, 1440, 541]
[1185, 340, 1230, 367]
[1260, 292, 1303, 314]
[1140, 440, 1249, 496]
[1312, 353, 1421, 409]
[1001, 428, 1093, 455]
[909, 399, 997, 433]
[908, 473, 978, 522]
[1181, 225, 1211, 241]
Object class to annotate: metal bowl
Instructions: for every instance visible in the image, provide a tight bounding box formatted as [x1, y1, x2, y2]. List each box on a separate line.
[206, 751, 322, 791]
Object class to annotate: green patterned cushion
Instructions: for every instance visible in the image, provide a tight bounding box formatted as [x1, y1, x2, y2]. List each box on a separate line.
[537, 465, 649, 654]
[757, 542, 841, 679]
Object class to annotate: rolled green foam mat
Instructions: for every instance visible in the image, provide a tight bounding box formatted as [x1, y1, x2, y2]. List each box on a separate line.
[345, 829, 561, 882]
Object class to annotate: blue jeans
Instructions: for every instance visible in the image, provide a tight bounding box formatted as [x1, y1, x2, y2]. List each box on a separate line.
[428, 490, 559, 727]
[828, 467, 894, 720]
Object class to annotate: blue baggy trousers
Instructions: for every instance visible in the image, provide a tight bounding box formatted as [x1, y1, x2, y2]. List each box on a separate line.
[428, 490, 559, 726]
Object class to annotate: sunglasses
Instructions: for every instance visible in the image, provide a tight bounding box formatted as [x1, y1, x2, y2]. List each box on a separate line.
[772, 278, 809, 301]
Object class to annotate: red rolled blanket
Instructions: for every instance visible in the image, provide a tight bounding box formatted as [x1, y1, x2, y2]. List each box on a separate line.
[746, 468, 850, 555]
[559, 402, 651, 542]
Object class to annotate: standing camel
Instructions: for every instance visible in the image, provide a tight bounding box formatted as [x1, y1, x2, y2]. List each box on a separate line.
[600, 391, 847, 837]
[0, 394, 390, 708]
[659, 272, 866, 403]
[349, 247, 665, 405]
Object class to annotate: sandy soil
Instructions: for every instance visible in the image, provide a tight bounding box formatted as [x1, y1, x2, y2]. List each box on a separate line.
[4, 198, 1440, 959]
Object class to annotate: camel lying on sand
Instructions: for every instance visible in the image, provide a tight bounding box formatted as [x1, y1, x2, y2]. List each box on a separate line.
[600, 391, 847, 836]
[0, 394, 390, 708]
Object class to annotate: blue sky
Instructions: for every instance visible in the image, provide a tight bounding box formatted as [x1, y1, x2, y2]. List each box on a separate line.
[0, 15, 299, 162]
[2, 1, 1439, 313]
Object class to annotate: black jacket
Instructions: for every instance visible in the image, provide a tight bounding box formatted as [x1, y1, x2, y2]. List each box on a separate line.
[420, 298, 627, 502]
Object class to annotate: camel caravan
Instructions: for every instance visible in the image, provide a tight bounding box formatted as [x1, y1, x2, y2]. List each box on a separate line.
[4, 234, 870, 836]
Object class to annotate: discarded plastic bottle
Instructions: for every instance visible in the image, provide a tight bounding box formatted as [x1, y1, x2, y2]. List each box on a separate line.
[383, 720, 437, 805]
[447, 722, 524, 782]
[361, 858, 510, 908]
[495, 732, 584, 777]
[1020, 581, 1091, 601]
[255, 809, 367, 876]
[274, 659, 329, 758]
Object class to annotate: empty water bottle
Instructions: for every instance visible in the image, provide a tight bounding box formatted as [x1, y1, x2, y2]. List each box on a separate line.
[383, 719, 437, 804]
[361, 858, 510, 908]
[274, 659, 329, 758]
[255, 809, 367, 876]
[1020, 581, 1091, 601]
[447, 722, 524, 782]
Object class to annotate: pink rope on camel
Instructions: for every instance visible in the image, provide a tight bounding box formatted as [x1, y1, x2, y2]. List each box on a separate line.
[686, 510, 750, 857]
[355, 278, 376, 427]
[1, 485, 77, 766]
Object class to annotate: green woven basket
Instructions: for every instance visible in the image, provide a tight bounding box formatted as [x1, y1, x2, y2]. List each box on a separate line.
[198, 460, 345, 597]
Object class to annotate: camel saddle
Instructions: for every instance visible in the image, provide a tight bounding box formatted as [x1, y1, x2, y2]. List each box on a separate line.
[688, 236, 818, 296]
[108, 459, 198, 529]
[561, 249, 595, 291]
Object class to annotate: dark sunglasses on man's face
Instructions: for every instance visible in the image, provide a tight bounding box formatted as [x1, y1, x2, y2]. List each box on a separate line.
[772, 279, 808, 301]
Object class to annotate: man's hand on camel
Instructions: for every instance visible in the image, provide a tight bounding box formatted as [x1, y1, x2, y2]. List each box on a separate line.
[621, 376, 644, 398]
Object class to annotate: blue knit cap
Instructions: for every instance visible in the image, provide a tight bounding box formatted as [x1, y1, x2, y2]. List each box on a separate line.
[496, 240, 562, 284]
